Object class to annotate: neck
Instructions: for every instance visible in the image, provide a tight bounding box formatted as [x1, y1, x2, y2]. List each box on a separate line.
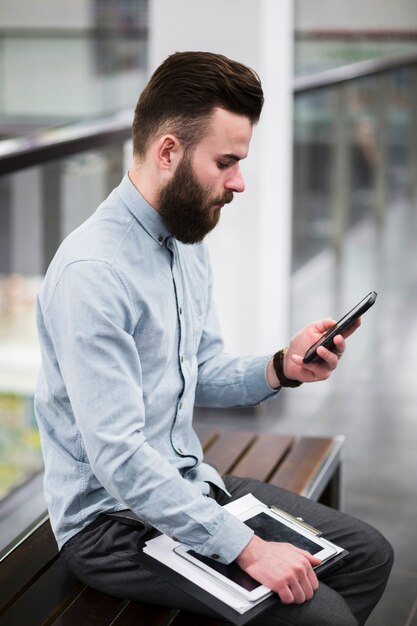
[128, 158, 161, 211]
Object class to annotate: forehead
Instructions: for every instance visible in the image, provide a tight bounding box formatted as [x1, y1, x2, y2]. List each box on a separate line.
[195, 107, 253, 159]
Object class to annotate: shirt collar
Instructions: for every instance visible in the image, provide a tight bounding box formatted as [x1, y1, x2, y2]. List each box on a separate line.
[117, 172, 170, 246]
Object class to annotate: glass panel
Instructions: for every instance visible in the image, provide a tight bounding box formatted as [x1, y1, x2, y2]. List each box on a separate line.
[0, 0, 148, 137]
[0, 142, 128, 501]
[291, 63, 417, 334]
[292, 87, 335, 271]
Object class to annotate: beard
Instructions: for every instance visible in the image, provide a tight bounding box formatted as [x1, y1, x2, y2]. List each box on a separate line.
[158, 153, 233, 244]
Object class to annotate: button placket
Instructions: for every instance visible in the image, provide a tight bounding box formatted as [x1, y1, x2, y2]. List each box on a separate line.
[170, 241, 187, 456]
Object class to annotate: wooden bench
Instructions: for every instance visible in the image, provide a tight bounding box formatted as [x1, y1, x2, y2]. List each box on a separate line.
[0, 428, 344, 626]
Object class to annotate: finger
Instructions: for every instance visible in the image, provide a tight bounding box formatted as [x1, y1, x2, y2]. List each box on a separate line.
[276, 581, 295, 604]
[290, 353, 333, 382]
[276, 578, 308, 605]
[332, 334, 346, 357]
[289, 551, 319, 600]
[315, 346, 339, 370]
[313, 317, 337, 334]
[293, 546, 322, 564]
[306, 565, 320, 592]
[291, 353, 305, 367]
[288, 579, 307, 604]
[301, 578, 315, 601]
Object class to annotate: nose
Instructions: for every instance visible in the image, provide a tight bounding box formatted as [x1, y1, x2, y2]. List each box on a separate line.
[225, 165, 245, 193]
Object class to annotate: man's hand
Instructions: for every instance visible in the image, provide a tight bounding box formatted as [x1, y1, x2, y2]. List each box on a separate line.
[237, 534, 321, 604]
[267, 317, 361, 387]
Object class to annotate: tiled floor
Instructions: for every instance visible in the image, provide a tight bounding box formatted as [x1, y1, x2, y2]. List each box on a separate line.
[195, 197, 417, 625]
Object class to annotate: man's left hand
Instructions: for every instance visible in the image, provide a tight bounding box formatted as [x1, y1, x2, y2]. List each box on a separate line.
[268, 317, 361, 387]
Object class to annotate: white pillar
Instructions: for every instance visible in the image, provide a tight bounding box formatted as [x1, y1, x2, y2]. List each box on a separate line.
[149, 0, 294, 355]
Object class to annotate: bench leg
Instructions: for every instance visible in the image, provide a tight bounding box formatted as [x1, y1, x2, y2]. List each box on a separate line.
[318, 463, 344, 510]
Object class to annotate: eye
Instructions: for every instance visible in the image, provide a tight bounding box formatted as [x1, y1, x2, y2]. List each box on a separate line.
[217, 161, 229, 170]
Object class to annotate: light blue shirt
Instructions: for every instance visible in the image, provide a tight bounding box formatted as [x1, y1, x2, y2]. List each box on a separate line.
[34, 173, 279, 563]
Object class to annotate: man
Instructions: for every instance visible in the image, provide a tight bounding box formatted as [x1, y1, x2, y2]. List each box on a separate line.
[34, 51, 392, 625]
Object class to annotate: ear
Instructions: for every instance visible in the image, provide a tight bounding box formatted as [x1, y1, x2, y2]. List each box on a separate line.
[155, 134, 183, 171]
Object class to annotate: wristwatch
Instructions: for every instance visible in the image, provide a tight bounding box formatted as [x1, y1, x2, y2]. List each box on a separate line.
[272, 348, 303, 388]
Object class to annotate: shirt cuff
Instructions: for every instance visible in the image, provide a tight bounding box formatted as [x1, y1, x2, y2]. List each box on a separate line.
[245, 355, 281, 403]
[197, 508, 254, 564]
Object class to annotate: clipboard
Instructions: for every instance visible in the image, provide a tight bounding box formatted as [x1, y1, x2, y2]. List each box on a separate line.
[134, 542, 279, 625]
[133, 494, 349, 625]
[267, 505, 349, 575]
[135, 540, 348, 625]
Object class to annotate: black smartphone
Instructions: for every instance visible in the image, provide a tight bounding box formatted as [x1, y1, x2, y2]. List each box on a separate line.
[303, 291, 377, 364]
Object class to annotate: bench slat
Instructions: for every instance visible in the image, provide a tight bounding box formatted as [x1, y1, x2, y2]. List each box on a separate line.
[0, 557, 81, 626]
[202, 430, 256, 475]
[111, 601, 178, 626]
[50, 586, 128, 625]
[194, 427, 219, 451]
[268, 437, 335, 494]
[231, 434, 294, 482]
[0, 517, 58, 613]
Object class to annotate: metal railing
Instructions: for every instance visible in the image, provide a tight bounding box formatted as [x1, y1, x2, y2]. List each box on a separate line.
[291, 51, 417, 274]
[0, 51, 415, 177]
[0, 112, 132, 175]
[293, 51, 417, 93]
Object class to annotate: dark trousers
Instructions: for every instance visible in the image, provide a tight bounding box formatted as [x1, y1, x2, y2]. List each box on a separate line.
[61, 476, 393, 625]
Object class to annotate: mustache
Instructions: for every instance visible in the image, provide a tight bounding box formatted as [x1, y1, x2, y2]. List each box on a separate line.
[212, 191, 234, 206]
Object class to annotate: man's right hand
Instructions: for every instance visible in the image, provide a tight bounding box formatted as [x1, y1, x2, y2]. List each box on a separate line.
[236, 534, 321, 604]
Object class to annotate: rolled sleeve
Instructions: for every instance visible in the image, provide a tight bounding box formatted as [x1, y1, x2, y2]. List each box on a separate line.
[193, 505, 254, 564]
[196, 353, 280, 408]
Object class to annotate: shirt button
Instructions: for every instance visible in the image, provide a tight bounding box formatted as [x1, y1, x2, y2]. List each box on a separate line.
[179, 307, 183, 315]
[211, 554, 220, 560]
[180, 355, 184, 363]
[179, 401, 183, 410]
[158, 234, 164, 243]
[177, 447, 184, 454]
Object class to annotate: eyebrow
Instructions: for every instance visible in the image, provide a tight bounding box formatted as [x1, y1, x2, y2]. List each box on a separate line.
[221, 153, 244, 162]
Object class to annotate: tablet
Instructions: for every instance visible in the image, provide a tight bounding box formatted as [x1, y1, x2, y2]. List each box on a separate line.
[174, 544, 270, 602]
[174, 503, 340, 602]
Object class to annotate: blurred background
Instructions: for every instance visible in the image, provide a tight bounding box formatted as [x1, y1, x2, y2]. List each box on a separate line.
[0, 1, 416, 624]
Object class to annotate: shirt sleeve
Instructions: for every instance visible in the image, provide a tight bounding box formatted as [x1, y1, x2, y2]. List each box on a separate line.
[195, 254, 281, 408]
[42, 259, 253, 563]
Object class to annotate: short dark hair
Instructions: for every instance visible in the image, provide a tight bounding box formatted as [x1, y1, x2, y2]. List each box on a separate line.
[132, 51, 264, 157]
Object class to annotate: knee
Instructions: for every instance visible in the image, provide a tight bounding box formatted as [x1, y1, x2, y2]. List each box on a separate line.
[263, 584, 358, 626]
[377, 532, 394, 585]
[365, 524, 394, 574]
[320, 610, 358, 626]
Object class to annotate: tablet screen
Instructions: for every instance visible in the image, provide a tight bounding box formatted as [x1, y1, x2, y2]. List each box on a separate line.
[245, 512, 321, 554]
[184, 511, 321, 592]
[186, 550, 261, 591]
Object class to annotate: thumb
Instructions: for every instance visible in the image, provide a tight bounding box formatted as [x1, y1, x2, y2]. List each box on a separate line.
[290, 354, 304, 366]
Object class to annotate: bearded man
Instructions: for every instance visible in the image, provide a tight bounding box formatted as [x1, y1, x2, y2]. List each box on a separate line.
[34, 51, 392, 625]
